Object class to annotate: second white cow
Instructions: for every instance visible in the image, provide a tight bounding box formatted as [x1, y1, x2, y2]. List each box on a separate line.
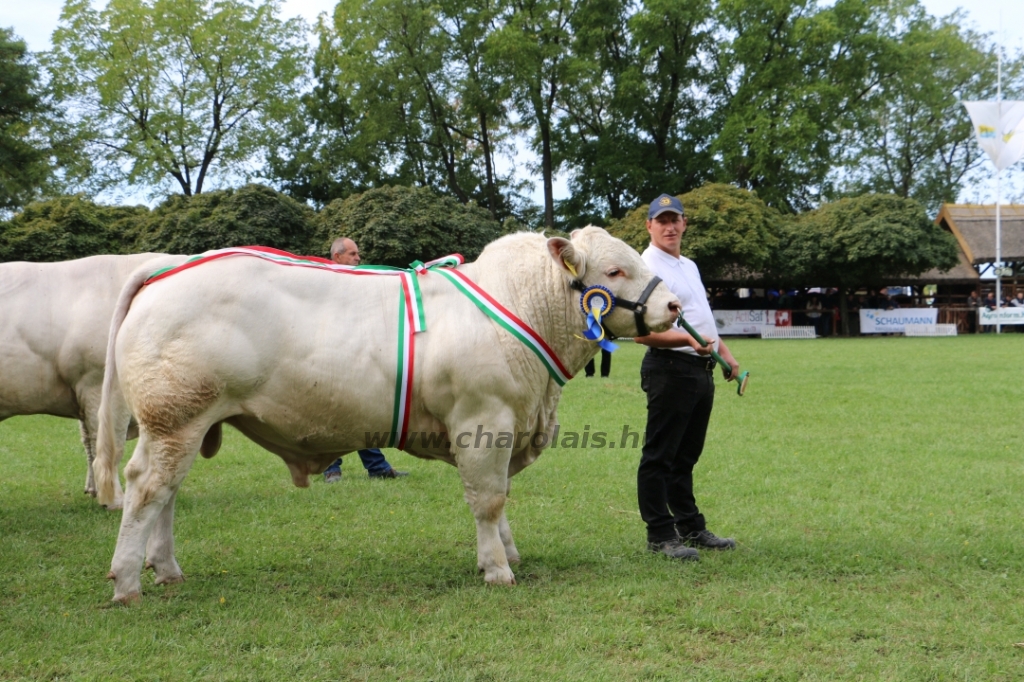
[0, 253, 181, 507]
[95, 228, 680, 602]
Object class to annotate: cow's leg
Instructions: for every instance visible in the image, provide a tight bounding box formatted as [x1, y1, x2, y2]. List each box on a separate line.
[108, 429, 199, 604]
[456, 441, 515, 585]
[79, 420, 97, 498]
[498, 511, 520, 564]
[145, 488, 184, 585]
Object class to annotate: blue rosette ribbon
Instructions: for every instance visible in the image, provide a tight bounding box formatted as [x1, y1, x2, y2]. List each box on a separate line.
[579, 286, 618, 352]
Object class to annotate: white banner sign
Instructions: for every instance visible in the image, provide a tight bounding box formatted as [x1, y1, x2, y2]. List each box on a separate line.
[712, 309, 793, 335]
[978, 307, 1024, 325]
[859, 309, 938, 334]
[962, 101, 1024, 171]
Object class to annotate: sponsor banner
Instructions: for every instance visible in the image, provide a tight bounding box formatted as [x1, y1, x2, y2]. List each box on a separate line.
[978, 307, 1024, 325]
[712, 309, 793, 335]
[859, 308, 937, 334]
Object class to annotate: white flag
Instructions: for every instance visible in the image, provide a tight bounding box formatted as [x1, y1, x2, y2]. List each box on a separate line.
[962, 101, 1024, 171]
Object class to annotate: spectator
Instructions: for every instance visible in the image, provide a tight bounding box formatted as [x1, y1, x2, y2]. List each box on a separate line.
[584, 349, 612, 378]
[805, 295, 825, 336]
[1011, 292, 1024, 333]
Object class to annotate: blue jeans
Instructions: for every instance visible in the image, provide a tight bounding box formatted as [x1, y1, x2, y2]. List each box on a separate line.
[324, 449, 391, 477]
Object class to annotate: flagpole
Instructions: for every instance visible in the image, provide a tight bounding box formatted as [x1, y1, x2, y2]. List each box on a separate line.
[996, 52, 1002, 334]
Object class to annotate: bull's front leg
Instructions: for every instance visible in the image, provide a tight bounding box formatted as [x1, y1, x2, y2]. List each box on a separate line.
[453, 422, 515, 585]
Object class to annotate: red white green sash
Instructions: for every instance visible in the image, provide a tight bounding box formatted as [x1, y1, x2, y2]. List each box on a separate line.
[144, 246, 570, 450]
[433, 267, 572, 386]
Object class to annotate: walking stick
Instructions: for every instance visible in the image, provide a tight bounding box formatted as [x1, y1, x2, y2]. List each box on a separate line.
[677, 314, 750, 396]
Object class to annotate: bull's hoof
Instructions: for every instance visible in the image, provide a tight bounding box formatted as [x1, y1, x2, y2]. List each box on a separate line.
[144, 561, 154, 571]
[483, 567, 516, 585]
[112, 591, 142, 605]
[106, 571, 116, 581]
[506, 552, 521, 565]
[84, 489, 97, 497]
[155, 573, 185, 586]
[103, 500, 123, 511]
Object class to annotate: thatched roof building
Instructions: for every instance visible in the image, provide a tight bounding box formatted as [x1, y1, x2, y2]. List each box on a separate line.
[934, 204, 1024, 266]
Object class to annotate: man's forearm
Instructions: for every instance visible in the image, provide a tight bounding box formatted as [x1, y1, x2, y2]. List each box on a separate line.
[634, 329, 700, 349]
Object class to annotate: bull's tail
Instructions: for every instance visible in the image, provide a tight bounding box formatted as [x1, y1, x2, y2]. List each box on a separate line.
[94, 256, 182, 508]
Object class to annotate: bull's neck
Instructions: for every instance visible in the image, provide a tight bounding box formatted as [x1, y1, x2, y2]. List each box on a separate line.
[463, 261, 596, 379]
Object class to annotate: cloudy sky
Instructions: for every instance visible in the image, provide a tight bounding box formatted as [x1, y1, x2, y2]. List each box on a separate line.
[3, 0, 1023, 204]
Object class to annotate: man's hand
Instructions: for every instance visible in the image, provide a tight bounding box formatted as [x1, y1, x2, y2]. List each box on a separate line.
[717, 339, 739, 380]
[688, 334, 714, 356]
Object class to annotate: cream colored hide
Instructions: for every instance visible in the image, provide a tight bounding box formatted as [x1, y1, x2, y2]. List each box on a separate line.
[94, 228, 680, 603]
[0, 253, 182, 507]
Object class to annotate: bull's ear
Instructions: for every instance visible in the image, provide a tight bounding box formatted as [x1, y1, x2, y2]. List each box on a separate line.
[547, 237, 585, 279]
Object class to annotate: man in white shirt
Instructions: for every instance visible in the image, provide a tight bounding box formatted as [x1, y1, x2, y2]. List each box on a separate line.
[634, 194, 740, 561]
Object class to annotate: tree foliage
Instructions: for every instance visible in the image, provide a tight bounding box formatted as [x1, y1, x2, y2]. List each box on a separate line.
[46, 0, 306, 196]
[838, 5, 1012, 214]
[314, 185, 502, 265]
[780, 193, 958, 287]
[0, 28, 53, 211]
[132, 184, 317, 255]
[0, 195, 147, 262]
[272, 0, 514, 218]
[606, 184, 781, 281]
[553, 0, 718, 224]
[779, 193, 959, 333]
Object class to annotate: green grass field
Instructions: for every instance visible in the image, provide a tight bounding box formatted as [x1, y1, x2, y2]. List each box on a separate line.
[2, 336, 1023, 681]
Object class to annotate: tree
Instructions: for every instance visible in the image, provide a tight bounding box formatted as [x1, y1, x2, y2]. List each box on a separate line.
[779, 193, 959, 334]
[0, 28, 53, 211]
[488, 0, 581, 229]
[46, 0, 306, 197]
[272, 0, 514, 217]
[314, 185, 502, 266]
[554, 0, 718, 223]
[131, 184, 317, 255]
[606, 183, 781, 280]
[0, 195, 147, 262]
[711, 0, 886, 212]
[837, 5, 1014, 214]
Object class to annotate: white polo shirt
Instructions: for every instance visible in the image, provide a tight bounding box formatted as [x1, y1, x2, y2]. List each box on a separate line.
[641, 244, 718, 356]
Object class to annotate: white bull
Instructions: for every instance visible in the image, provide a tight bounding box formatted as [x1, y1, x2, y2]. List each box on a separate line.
[0, 253, 180, 507]
[94, 228, 680, 602]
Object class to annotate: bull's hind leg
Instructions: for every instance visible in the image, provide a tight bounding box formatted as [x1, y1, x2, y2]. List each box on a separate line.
[108, 429, 201, 604]
[79, 419, 97, 498]
[145, 488, 184, 585]
[498, 511, 520, 565]
[456, 443, 515, 585]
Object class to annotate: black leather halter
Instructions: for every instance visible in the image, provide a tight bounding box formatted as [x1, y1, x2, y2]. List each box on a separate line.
[571, 276, 663, 338]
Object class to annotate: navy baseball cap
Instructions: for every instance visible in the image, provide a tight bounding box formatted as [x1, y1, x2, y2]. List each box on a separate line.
[648, 194, 684, 219]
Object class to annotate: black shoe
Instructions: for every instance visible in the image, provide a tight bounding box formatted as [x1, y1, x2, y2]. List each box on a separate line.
[368, 468, 409, 479]
[681, 529, 735, 550]
[646, 538, 699, 561]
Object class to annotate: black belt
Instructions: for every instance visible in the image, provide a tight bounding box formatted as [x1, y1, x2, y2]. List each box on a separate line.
[647, 347, 717, 371]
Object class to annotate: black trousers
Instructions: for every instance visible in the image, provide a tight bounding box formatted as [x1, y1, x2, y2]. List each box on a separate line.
[584, 349, 612, 377]
[638, 349, 716, 543]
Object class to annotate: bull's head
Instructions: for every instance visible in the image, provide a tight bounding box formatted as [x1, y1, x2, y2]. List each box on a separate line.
[547, 226, 680, 339]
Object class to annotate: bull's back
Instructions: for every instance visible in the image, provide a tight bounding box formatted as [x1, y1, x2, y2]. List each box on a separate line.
[0, 254, 166, 419]
[116, 257, 408, 444]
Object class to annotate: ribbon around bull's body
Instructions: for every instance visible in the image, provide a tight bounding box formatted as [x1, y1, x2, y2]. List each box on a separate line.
[143, 246, 573, 451]
[578, 285, 619, 352]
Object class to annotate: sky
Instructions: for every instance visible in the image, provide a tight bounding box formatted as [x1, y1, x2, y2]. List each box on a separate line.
[3, 0, 1023, 205]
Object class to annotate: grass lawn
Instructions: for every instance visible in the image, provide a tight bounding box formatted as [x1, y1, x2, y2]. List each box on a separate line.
[1, 336, 1023, 680]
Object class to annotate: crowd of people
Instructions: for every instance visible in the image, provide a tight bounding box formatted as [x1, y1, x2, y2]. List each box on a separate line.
[705, 286, 1023, 335]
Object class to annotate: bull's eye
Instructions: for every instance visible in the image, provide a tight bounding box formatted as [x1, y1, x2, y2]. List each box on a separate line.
[607, 268, 622, 277]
